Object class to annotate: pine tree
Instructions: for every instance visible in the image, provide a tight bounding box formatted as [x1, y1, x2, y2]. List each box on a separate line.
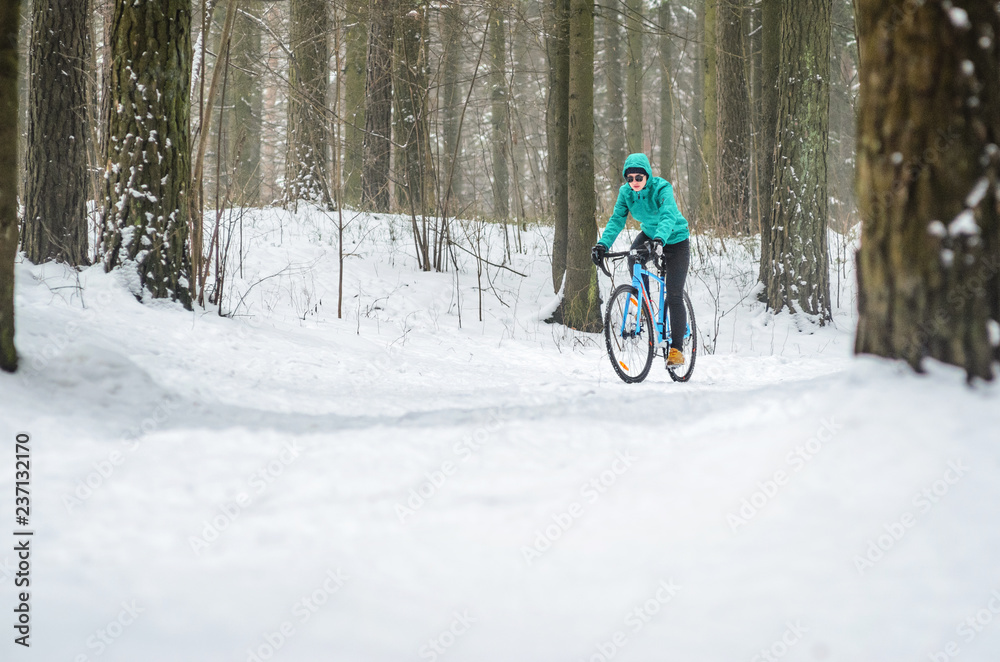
[287, 0, 330, 207]
[699, 0, 717, 227]
[625, 0, 643, 153]
[230, 0, 263, 207]
[563, 0, 601, 331]
[658, 0, 674, 182]
[715, 0, 750, 234]
[546, 0, 570, 292]
[102, 0, 193, 307]
[396, 0, 432, 212]
[761, 0, 831, 320]
[343, 0, 367, 207]
[603, 0, 625, 188]
[23, 0, 90, 265]
[362, 0, 396, 211]
[757, 0, 780, 283]
[855, 0, 1000, 380]
[489, 0, 510, 220]
[440, 0, 464, 208]
[0, 0, 20, 371]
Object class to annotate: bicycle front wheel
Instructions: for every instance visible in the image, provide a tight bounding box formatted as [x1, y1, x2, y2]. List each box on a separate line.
[604, 284, 655, 383]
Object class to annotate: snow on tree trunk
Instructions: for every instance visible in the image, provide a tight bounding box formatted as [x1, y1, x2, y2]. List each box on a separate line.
[855, 0, 1000, 380]
[102, 0, 193, 308]
[286, 0, 330, 207]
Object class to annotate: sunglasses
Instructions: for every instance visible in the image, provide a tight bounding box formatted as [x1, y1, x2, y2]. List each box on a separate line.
[626, 174, 645, 183]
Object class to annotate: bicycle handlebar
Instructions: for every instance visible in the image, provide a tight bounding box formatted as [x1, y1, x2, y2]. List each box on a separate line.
[598, 248, 657, 278]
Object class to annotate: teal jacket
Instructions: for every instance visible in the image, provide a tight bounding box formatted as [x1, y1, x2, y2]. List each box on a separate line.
[598, 153, 690, 248]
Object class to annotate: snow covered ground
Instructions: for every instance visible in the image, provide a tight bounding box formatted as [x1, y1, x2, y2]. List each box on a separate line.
[2, 206, 999, 662]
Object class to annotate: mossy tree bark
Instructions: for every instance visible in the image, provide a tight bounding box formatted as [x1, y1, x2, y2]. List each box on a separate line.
[102, 0, 192, 308]
[24, 0, 90, 265]
[855, 0, 1000, 380]
[715, 0, 750, 234]
[545, 0, 569, 293]
[563, 0, 601, 331]
[286, 0, 330, 207]
[0, 0, 20, 371]
[362, 0, 395, 212]
[762, 0, 831, 321]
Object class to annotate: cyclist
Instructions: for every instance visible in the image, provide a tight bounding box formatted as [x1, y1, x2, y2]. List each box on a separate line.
[591, 153, 690, 366]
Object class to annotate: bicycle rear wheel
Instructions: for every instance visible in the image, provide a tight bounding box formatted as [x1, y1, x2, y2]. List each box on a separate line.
[667, 290, 697, 382]
[604, 284, 655, 383]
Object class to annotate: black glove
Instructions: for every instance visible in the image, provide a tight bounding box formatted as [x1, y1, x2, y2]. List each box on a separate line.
[634, 240, 653, 262]
[591, 243, 607, 267]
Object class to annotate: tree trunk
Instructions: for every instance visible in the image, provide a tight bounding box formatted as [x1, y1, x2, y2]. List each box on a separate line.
[230, 0, 262, 207]
[687, 0, 704, 222]
[762, 0, 830, 320]
[699, 0, 717, 227]
[658, 0, 673, 182]
[362, 0, 395, 212]
[24, 0, 90, 265]
[715, 0, 750, 234]
[625, 0, 643, 153]
[757, 0, 780, 285]
[546, 0, 569, 292]
[396, 0, 431, 212]
[489, 0, 509, 220]
[855, 0, 1000, 380]
[0, 0, 20, 371]
[102, 0, 192, 308]
[563, 0, 601, 331]
[441, 0, 463, 206]
[603, 0, 625, 189]
[287, 0, 330, 207]
[343, 0, 367, 207]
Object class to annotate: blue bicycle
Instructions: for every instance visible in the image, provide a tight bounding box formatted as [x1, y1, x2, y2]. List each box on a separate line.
[598, 247, 697, 383]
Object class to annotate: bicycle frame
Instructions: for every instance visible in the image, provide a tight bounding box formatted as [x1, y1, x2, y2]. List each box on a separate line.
[620, 258, 670, 347]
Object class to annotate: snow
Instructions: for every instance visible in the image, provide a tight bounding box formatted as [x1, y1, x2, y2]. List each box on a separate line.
[949, 209, 981, 236]
[2, 207, 999, 662]
[948, 7, 971, 30]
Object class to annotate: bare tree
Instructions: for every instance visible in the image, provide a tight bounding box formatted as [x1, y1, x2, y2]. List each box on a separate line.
[625, 0, 643, 153]
[545, 0, 570, 292]
[489, 0, 510, 219]
[715, 0, 750, 233]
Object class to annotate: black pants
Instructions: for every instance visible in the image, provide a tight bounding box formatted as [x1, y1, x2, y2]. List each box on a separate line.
[629, 233, 690, 350]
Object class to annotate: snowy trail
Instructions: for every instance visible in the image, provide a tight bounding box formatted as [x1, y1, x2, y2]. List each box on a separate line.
[2, 211, 999, 662]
